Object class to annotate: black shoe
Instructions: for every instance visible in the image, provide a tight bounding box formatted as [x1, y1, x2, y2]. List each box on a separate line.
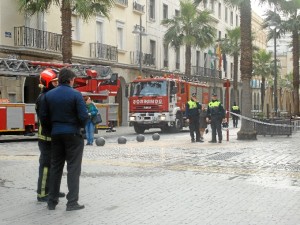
[59, 192, 65, 198]
[66, 203, 85, 211]
[47, 204, 56, 210]
[191, 139, 195, 143]
[218, 140, 222, 143]
[208, 140, 217, 143]
[196, 139, 204, 143]
[37, 196, 48, 202]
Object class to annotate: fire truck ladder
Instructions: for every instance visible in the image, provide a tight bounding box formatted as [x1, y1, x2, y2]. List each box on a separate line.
[0, 57, 112, 78]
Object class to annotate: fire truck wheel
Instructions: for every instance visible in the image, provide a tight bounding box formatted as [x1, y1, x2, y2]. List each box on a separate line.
[134, 124, 145, 134]
[170, 113, 183, 133]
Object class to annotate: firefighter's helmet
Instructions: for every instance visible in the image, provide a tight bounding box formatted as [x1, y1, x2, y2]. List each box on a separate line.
[40, 68, 58, 88]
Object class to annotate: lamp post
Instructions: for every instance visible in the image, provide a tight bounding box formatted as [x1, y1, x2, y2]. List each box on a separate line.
[132, 15, 147, 76]
[270, 23, 278, 117]
[211, 55, 218, 93]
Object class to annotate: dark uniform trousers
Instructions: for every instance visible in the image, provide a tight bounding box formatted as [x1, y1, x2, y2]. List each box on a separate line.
[48, 134, 84, 206]
[189, 117, 200, 141]
[211, 115, 223, 142]
[37, 140, 51, 197]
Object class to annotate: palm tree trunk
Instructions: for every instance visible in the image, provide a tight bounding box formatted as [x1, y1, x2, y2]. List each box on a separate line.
[237, 0, 257, 140]
[61, 0, 72, 63]
[292, 30, 300, 115]
[233, 53, 239, 103]
[185, 45, 192, 76]
[261, 77, 265, 113]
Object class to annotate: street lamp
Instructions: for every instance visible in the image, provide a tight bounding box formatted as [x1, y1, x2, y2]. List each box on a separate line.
[132, 15, 147, 76]
[270, 23, 278, 117]
[211, 55, 218, 93]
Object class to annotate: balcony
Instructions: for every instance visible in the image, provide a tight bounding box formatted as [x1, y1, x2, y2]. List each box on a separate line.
[191, 66, 222, 81]
[90, 43, 118, 62]
[130, 51, 155, 67]
[115, 0, 128, 7]
[133, 2, 145, 14]
[14, 26, 62, 52]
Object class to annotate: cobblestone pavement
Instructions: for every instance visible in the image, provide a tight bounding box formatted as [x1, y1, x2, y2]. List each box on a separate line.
[1, 126, 300, 225]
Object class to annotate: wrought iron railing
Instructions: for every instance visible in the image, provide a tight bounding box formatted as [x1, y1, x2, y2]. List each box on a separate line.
[191, 66, 222, 79]
[90, 43, 118, 62]
[130, 51, 155, 66]
[115, 0, 128, 6]
[14, 26, 62, 52]
[133, 2, 144, 13]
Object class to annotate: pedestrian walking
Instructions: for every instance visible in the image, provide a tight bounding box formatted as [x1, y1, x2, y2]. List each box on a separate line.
[199, 104, 208, 141]
[206, 93, 225, 143]
[40, 68, 89, 211]
[185, 93, 203, 143]
[84, 96, 98, 145]
[35, 68, 65, 202]
[231, 102, 240, 128]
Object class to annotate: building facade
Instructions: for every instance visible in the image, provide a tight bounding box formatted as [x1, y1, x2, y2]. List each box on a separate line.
[0, 0, 241, 125]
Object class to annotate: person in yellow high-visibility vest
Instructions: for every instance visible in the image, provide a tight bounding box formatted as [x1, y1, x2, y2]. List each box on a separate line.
[185, 93, 203, 143]
[206, 93, 225, 143]
[231, 102, 240, 128]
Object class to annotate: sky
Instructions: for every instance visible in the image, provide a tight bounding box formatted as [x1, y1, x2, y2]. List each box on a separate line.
[251, 0, 269, 18]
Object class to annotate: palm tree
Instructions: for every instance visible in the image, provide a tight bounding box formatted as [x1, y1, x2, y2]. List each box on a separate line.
[252, 49, 272, 113]
[162, 0, 216, 76]
[194, 0, 256, 139]
[18, 0, 114, 63]
[221, 27, 241, 104]
[263, 0, 300, 116]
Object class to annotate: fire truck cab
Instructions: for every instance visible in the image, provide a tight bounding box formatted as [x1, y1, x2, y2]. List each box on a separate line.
[128, 75, 209, 134]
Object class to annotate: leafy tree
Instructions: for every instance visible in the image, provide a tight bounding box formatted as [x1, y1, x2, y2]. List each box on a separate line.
[221, 27, 241, 104]
[162, 0, 216, 76]
[263, 0, 300, 115]
[252, 49, 272, 112]
[18, 0, 114, 63]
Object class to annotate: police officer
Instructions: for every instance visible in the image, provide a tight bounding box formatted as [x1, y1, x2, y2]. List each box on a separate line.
[185, 93, 203, 143]
[35, 69, 65, 202]
[206, 93, 225, 143]
[231, 102, 240, 128]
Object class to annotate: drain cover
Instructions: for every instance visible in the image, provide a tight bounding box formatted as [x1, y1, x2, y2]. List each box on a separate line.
[207, 152, 242, 160]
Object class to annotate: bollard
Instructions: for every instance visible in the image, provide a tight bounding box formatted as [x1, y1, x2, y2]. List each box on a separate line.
[95, 137, 105, 146]
[118, 136, 127, 144]
[136, 134, 145, 142]
[152, 133, 160, 141]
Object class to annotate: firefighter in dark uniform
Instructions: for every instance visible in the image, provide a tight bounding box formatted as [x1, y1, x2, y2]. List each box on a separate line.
[206, 93, 225, 143]
[185, 93, 203, 143]
[36, 69, 65, 202]
[231, 102, 240, 128]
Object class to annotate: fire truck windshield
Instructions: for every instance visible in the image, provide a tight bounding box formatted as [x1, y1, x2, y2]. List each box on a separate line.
[130, 81, 167, 97]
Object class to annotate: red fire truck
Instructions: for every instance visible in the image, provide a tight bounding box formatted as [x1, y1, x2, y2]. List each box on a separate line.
[128, 74, 209, 133]
[0, 58, 120, 135]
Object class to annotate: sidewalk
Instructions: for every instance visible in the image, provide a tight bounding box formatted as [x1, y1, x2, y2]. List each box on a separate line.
[1, 126, 300, 225]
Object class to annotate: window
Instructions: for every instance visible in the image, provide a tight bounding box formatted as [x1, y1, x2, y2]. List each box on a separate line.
[96, 19, 104, 43]
[230, 63, 233, 79]
[150, 40, 156, 64]
[175, 48, 180, 70]
[72, 15, 81, 41]
[149, 0, 155, 20]
[196, 51, 201, 74]
[236, 14, 239, 26]
[230, 11, 233, 25]
[218, 3, 221, 19]
[204, 53, 207, 68]
[175, 9, 180, 17]
[210, 0, 215, 13]
[225, 7, 228, 23]
[163, 4, 168, 20]
[218, 31, 221, 40]
[203, 0, 207, 9]
[116, 21, 125, 50]
[163, 44, 168, 67]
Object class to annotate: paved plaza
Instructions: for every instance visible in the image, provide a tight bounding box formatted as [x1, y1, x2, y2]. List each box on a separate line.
[1, 126, 300, 225]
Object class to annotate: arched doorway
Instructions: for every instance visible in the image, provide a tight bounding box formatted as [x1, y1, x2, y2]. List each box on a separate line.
[24, 76, 40, 103]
